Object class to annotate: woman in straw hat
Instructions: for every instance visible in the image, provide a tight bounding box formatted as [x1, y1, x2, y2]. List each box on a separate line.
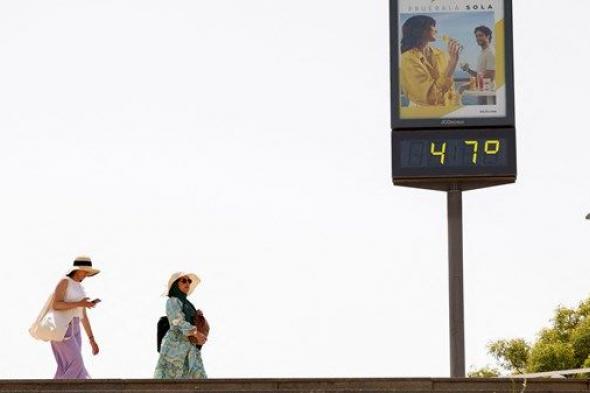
[154, 272, 207, 379]
[29, 256, 101, 379]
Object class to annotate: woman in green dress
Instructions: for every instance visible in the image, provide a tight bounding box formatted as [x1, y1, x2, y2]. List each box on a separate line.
[154, 272, 207, 379]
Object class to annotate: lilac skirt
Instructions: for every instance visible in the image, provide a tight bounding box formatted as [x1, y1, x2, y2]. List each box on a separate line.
[50, 317, 90, 379]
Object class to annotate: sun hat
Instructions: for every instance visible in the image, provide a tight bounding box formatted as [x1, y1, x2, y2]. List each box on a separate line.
[167, 272, 201, 296]
[65, 256, 100, 277]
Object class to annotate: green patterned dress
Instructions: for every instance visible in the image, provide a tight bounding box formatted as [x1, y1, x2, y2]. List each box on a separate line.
[154, 298, 207, 379]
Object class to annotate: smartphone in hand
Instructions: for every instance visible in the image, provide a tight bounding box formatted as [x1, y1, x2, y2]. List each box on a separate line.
[91, 298, 102, 304]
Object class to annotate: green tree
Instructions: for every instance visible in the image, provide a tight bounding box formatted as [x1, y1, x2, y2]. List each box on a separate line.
[467, 367, 500, 378]
[473, 296, 590, 376]
[571, 316, 590, 365]
[488, 339, 530, 374]
[527, 341, 576, 372]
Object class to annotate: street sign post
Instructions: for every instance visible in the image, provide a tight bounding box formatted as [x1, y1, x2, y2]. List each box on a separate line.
[389, 0, 516, 377]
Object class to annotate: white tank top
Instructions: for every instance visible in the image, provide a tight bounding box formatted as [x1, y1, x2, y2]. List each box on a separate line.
[64, 277, 87, 303]
[64, 277, 86, 319]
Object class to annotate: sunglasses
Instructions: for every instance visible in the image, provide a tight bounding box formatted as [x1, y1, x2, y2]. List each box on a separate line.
[179, 278, 192, 285]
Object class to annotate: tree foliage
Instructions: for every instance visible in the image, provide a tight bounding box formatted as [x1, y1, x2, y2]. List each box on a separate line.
[471, 296, 590, 377]
[488, 339, 530, 374]
[467, 367, 500, 378]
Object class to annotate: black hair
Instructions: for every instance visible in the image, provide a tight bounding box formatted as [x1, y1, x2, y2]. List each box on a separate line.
[474, 25, 493, 43]
[401, 15, 436, 53]
[67, 270, 77, 278]
[168, 279, 183, 298]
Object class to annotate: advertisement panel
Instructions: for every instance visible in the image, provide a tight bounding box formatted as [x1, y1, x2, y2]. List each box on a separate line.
[391, 0, 514, 129]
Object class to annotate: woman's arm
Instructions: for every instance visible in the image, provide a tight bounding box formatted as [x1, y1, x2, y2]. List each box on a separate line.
[52, 279, 95, 311]
[81, 308, 100, 355]
[167, 298, 198, 337]
[444, 40, 461, 79]
[402, 54, 453, 105]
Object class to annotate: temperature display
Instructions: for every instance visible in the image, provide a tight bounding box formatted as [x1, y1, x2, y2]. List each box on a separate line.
[392, 128, 516, 179]
[402, 138, 507, 169]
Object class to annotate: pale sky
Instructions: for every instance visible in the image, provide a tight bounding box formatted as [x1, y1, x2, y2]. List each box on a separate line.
[1, 0, 589, 379]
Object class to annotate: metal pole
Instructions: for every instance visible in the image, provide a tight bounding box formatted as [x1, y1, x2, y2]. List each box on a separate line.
[447, 187, 465, 377]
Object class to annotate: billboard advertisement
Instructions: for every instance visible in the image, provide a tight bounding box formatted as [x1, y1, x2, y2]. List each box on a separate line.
[391, 0, 514, 129]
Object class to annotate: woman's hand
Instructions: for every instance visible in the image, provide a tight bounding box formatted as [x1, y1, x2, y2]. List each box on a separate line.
[90, 338, 100, 355]
[77, 297, 96, 309]
[189, 328, 207, 345]
[188, 328, 199, 336]
[446, 40, 461, 78]
[448, 39, 462, 59]
[447, 40, 461, 60]
[189, 329, 207, 345]
[194, 331, 207, 345]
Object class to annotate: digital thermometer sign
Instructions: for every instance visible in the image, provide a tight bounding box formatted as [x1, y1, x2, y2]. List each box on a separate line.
[392, 128, 516, 180]
[389, 0, 516, 190]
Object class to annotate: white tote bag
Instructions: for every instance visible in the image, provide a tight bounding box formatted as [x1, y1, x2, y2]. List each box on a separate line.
[29, 295, 66, 342]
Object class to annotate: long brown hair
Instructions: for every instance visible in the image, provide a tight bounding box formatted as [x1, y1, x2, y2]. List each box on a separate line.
[401, 15, 436, 53]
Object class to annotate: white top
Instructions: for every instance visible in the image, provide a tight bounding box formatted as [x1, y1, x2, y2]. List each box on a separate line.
[29, 277, 87, 342]
[477, 47, 496, 73]
[64, 277, 86, 318]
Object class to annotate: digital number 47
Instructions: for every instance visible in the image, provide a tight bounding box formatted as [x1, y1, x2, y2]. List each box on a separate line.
[430, 140, 501, 165]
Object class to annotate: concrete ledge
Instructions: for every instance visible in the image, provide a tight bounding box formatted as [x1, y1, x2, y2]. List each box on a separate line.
[0, 378, 589, 393]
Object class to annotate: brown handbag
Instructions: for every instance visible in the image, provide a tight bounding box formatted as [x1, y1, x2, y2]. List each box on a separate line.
[188, 309, 210, 348]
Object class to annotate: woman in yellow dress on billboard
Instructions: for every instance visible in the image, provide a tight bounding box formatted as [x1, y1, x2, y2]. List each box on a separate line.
[400, 15, 461, 107]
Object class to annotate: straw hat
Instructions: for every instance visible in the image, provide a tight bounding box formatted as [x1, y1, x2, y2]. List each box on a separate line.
[65, 256, 100, 277]
[167, 272, 201, 295]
